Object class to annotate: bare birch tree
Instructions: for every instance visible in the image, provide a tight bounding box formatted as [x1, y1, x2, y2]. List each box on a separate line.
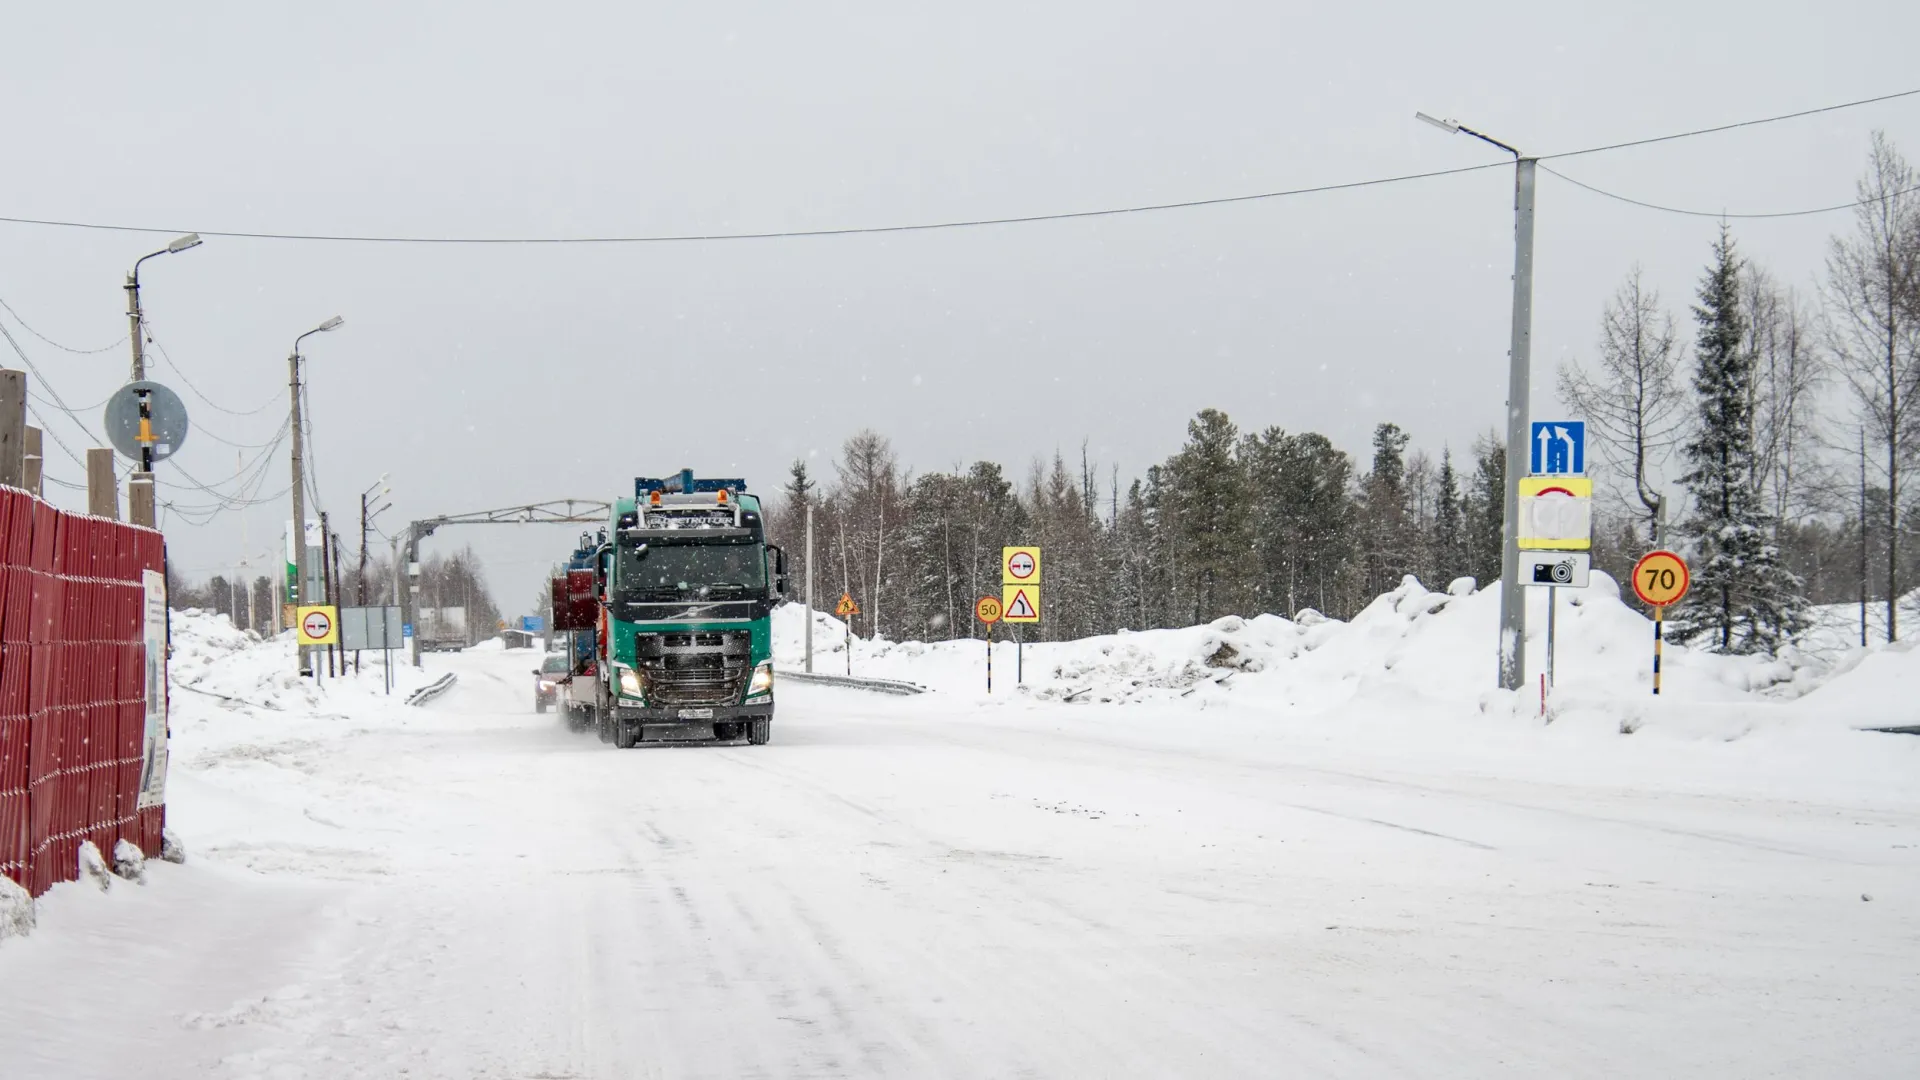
[1743, 266, 1823, 527]
[1558, 268, 1687, 544]
[1823, 132, 1920, 641]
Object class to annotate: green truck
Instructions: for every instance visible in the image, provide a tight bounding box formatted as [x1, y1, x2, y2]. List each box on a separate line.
[560, 470, 788, 748]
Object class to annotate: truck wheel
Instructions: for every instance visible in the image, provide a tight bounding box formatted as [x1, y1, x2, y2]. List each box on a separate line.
[614, 718, 637, 749]
[595, 707, 613, 744]
[749, 719, 771, 745]
[567, 705, 586, 733]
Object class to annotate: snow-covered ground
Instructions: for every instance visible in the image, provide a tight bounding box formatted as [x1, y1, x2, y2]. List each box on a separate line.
[3, 603, 1919, 1078]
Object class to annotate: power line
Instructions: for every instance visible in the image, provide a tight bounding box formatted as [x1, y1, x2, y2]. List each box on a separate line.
[0, 297, 126, 354]
[146, 331, 283, 416]
[0, 162, 1511, 244]
[1537, 87, 1920, 162]
[0, 87, 1911, 246]
[1541, 165, 1920, 219]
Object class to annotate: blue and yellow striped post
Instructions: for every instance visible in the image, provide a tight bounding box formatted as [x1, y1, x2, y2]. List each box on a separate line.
[1652, 605, 1663, 695]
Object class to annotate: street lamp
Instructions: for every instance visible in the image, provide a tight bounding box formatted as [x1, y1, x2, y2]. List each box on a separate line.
[290, 316, 345, 675]
[125, 233, 203, 382]
[1417, 111, 1535, 692]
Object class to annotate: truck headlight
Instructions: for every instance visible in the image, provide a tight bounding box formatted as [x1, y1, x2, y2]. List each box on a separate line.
[617, 665, 645, 699]
[747, 661, 773, 697]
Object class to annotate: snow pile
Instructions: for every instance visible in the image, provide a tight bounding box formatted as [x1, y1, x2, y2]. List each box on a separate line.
[0, 875, 31, 941]
[774, 573, 1859, 737]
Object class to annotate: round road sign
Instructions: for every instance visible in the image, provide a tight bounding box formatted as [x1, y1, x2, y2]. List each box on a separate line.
[103, 380, 190, 463]
[1006, 551, 1036, 580]
[1632, 550, 1690, 607]
[301, 610, 333, 641]
[975, 596, 1003, 624]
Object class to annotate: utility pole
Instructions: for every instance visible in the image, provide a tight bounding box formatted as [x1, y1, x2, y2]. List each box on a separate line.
[287, 317, 343, 676]
[804, 504, 815, 673]
[125, 234, 203, 382]
[359, 492, 371, 606]
[0, 370, 24, 490]
[1416, 112, 1535, 691]
[290, 344, 309, 675]
[320, 511, 336, 677]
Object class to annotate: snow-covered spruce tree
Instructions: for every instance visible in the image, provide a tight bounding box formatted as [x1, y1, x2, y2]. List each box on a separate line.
[1667, 227, 1810, 653]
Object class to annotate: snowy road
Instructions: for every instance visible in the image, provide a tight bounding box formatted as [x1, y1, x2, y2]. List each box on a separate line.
[7, 644, 1920, 1078]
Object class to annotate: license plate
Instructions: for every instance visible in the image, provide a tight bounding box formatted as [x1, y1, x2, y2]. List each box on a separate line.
[679, 708, 714, 719]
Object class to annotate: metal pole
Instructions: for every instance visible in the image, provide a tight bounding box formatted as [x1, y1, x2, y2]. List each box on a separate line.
[320, 511, 335, 678]
[125, 272, 146, 382]
[290, 348, 309, 675]
[804, 504, 814, 674]
[401, 523, 422, 667]
[1545, 585, 1556, 688]
[1496, 157, 1538, 691]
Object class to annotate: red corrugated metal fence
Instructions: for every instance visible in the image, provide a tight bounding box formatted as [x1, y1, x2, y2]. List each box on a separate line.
[0, 484, 166, 898]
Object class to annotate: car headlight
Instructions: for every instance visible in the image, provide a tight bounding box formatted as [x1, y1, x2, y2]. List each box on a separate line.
[617, 665, 644, 699]
[747, 661, 773, 697]
[538, 680, 556, 692]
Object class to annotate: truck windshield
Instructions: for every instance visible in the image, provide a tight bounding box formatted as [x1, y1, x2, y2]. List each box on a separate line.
[617, 540, 765, 602]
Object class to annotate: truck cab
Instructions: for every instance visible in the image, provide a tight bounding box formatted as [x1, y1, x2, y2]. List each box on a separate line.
[592, 471, 787, 748]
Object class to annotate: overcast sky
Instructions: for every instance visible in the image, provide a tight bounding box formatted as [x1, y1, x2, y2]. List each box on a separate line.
[3, 2, 1918, 613]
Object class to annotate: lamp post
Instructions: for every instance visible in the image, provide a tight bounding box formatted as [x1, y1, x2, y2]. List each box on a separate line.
[290, 316, 345, 675]
[1416, 112, 1536, 692]
[125, 233, 203, 382]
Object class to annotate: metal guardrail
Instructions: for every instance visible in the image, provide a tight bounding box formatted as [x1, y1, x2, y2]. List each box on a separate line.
[405, 672, 459, 706]
[781, 670, 926, 696]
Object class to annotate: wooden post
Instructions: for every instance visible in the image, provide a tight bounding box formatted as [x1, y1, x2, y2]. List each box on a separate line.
[23, 427, 42, 496]
[0, 369, 24, 489]
[87, 448, 119, 520]
[129, 471, 156, 527]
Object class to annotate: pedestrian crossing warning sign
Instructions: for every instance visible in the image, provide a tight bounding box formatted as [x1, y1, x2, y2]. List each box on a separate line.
[1000, 585, 1040, 623]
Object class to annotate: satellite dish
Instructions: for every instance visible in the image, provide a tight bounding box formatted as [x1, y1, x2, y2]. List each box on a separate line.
[104, 380, 191, 463]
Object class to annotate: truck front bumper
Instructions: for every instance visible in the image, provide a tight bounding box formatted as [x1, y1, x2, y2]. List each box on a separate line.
[612, 701, 772, 740]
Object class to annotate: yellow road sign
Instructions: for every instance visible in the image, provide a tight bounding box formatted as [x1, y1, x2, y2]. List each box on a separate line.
[975, 595, 1003, 624]
[1002, 546, 1041, 585]
[1632, 550, 1690, 607]
[1518, 476, 1593, 550]
[295, 605, 339, 646]
[1001, 585, 1040, 623]
[835, 593, 859, 617]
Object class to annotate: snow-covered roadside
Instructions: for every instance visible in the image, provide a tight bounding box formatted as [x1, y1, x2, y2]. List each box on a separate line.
[2, 609, 1916, 1077]
[774, 573, 1920, 739]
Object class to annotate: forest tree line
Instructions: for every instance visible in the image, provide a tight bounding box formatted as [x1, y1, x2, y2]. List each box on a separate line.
[771, 134, 1920, 656]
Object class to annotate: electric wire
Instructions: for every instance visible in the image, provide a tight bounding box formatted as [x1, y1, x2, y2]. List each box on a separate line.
[146, 332, 282, 416]
[0, 297, 126, 354]
[0, 87, 1911, 245]
[1535, 87, 1920, 162]
[1540, 165, 1920, 219]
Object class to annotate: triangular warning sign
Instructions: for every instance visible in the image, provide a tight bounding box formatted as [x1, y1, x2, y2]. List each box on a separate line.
[1004, 588, 1036, 619]
[835, 593, 859, 617]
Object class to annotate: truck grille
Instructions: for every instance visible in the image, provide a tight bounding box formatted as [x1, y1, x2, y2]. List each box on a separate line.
[635, 631, 751, 706]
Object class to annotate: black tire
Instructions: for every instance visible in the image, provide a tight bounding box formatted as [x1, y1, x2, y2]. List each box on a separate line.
[594, 705, 613, 744]
[749, 718, 771, 745]
[613, 718, 637, 749]
[567, 705, 587, 733]
[536, 698, 548, 714]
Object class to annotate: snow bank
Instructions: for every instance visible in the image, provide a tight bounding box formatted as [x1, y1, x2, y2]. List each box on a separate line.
[773, 573, 1889, 739]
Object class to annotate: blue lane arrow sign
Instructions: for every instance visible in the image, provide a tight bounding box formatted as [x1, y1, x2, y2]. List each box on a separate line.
[1530, 421, 1585, 475]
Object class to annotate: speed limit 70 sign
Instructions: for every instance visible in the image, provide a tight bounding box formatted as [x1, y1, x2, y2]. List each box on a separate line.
[1632, 551, 1690, 607]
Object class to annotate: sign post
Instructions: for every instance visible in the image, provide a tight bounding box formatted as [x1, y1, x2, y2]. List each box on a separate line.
[975, 595, 1002, 692]
[1632, 551, 1690, 695]
[1001, 546, 1041, 683]
[1522, 425, 1591, 710]
[835, 593, 859, 676]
